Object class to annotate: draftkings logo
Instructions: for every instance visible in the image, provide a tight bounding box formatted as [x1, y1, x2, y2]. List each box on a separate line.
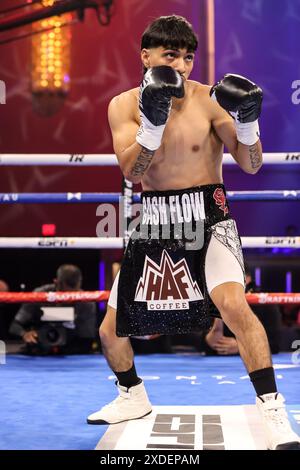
[134, 250, 203, 311]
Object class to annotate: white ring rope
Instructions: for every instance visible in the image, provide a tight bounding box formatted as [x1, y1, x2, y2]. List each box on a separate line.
[0, 237, 298, 249]
[0, 153, 299, 166]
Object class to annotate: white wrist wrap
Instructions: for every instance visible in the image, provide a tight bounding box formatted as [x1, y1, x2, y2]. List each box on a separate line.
[136, 112, 166, 151]
[234, 119, 260, 146]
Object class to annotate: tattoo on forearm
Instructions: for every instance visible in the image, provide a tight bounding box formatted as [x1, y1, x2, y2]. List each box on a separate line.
[131, 146, 155, 177]
[249, 144, 262, 169]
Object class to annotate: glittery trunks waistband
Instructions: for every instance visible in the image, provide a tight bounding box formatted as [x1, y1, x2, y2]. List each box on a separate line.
[140, 183, 230, 228]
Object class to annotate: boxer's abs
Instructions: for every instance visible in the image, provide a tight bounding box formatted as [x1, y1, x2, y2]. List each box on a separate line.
[141, 125, 224, 191]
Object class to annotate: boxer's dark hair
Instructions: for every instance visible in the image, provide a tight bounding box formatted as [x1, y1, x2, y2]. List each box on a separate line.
[56, 264, 82, 289]
[141, 15, 198, 53]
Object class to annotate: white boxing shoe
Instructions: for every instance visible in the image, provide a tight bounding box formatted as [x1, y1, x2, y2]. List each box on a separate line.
[256, 392, 300, 450]
[87, 380, 152, 425]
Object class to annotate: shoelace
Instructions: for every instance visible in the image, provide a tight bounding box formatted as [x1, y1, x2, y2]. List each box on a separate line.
[264, 406, 293, 433]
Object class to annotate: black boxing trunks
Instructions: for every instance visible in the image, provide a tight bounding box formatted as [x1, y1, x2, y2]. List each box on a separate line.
[116, 183, 244, 336]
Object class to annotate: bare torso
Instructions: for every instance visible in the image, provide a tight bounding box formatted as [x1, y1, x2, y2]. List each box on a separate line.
[126, 81, 224, 191]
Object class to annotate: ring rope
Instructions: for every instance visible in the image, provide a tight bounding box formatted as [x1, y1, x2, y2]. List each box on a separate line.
[0, 291, 299, 304]
[0, 153, 299, 166]
[0, 237, 298, 249]
[1, 190, 300, 204]
[0, 291, 110, 303]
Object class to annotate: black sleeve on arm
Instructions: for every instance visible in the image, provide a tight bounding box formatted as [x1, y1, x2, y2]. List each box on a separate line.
[9, 303, 40, 338]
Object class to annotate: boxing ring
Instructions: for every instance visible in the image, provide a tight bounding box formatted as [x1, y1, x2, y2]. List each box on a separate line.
[0, 152, 299, 296]
[1, 152, 300, 450]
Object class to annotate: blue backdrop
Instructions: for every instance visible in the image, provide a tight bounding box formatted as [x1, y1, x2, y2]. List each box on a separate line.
[215, 0, 300, 152]
[213, 0, 300, 246]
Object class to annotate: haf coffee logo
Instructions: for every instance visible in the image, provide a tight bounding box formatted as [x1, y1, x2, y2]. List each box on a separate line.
[134, 250, 203, 311]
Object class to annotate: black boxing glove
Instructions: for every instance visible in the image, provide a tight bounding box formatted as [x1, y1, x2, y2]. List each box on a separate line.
[210, 73, 263, 146]
[136, 66, 184, 150]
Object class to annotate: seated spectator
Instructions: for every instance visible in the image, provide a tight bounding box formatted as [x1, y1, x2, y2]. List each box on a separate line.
[0, 279, 11, 340]
[279, 304, 300, 351]
[9, 265, 97, 355]
[0, 280, 9, 292]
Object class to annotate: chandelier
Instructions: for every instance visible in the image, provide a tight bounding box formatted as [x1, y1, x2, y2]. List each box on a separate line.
[31, 1, 72, 116]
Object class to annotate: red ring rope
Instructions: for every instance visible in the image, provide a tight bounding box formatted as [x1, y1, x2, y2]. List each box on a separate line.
[0, 291, 110, 303]
[0, 291, 299, 304]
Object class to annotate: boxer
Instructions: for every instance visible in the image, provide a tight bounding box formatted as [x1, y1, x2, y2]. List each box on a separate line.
[88, 15, 299, 450]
